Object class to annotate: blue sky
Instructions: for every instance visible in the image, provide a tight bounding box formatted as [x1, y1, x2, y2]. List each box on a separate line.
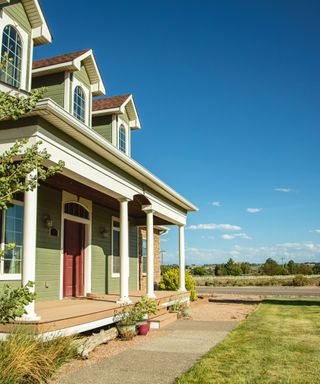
[37, 0, 320, 265]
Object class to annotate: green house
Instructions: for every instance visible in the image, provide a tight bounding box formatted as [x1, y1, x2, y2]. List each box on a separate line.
[0, 0, 197, 336]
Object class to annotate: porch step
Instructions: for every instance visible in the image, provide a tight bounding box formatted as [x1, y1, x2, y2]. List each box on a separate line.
[149, 312, 178, 330]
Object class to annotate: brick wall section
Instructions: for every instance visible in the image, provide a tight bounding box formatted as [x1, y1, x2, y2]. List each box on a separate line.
[138, 228, 161, 292]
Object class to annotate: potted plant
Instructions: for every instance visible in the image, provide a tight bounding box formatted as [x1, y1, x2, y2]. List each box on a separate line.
[134, 296, 158, 336]
[169, 299, 189, 319]
[114, 306, 137, 340]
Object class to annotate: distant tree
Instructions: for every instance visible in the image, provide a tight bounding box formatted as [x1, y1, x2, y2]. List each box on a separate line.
[215, 264, 227, 276]
[191, 266, 207, 276]
[287, 260, 298, 275]
[313, 264, 320, 274]
[225, 258, 242, 276]
[262, 258, 280, 276]
[240, 262, 251, 275]
[297, 264, 313, 275]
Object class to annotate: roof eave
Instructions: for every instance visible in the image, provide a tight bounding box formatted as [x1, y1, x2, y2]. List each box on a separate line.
[22, 0, 52, 45]
[30, 99, 198, 212]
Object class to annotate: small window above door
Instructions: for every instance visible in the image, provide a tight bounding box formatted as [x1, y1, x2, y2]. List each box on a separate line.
[64, 202, 89, 220]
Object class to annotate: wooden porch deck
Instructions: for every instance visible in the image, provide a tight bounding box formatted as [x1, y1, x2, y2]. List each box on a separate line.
[0, 291, 190, 337]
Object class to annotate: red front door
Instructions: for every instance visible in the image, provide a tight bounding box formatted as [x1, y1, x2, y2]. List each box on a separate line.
[63, 220, 85, 297]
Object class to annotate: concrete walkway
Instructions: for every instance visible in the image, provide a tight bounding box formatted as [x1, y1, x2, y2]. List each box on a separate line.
[57, 319, 238, 384]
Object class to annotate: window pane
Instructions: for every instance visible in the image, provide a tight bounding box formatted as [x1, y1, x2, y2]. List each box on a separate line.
[119, 126, 126, 153]
[142, 238, 147, 273]
[73, 86, 86, 123]
[0, 25, 22, 88]
[3, 204, 23, 274]
[113, 227, 120, 274]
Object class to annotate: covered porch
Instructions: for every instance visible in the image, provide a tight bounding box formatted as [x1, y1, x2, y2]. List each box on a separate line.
[0, 291, 190, 338]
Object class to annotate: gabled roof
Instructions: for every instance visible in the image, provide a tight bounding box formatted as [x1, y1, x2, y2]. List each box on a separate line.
[92, 94, 141, 130]
[33, 49, 89, 69]
[1, 0, 52, 45]
[92, 94, 131, 111]
[32, 49, 105, 96]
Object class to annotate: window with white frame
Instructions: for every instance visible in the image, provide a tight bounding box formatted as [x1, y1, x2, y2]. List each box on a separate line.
[73, 85, 86, 123]
[0, 25, 22, 88]
[141, 237, 147, 274]
[0, 202, 24, 276]
[119, 125, 126, 154]
[112, 218, 120, 275]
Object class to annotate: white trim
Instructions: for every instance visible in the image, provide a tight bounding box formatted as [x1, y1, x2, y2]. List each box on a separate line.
[0, 199, 24, 280]
[111, 114, 117, 146]
[31, 99, 197, 213]
[0, 12, 30, 91]
[21, 0, 52, 44]
[0, 274, 21, 281]
[64, 72, 70, 112]
[60, 191, 92, 299]
[71, 79, 89, 126]
[0, 313, 115, 340]
[118, 118, 129, 156]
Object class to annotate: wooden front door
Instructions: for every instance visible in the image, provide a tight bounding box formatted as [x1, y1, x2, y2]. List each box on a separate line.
[63, 220, 85, 297]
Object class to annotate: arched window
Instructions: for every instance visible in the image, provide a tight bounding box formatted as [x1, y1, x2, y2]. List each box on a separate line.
[64, 202, 89, 220]
[0, 25, 22, 88]
[73, 86, 86, 123]
[119, 125, 126, 154]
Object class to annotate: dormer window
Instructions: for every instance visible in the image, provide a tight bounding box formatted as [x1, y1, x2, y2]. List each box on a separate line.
[119, 125, 126, 154]
[0, 25, 22, 88]
[73, 85, 86, 123]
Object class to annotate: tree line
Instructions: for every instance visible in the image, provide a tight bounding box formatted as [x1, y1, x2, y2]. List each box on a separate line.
[187, 258, 320, 276]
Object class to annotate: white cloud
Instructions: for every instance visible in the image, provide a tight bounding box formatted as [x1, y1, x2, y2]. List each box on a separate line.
[212, 201, 221, 207]
[246, 208, 262, 213]
[222, 233, 251, 240]
[187, 223, 241, 231]
[310, 229, 320, 234]
[274, 188, 293, 193]
[201, 235, 215, 240]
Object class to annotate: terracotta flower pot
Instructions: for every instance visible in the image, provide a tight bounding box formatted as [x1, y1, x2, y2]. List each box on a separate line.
[138, 323, 149, 336]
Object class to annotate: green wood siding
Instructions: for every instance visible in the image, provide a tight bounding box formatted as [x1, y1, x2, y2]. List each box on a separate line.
[36, 185, 62, 301]
[0, 280, 21, 290]
[4, 3, 32, 33]
[119, 109, 130, 124]
[92, 115, 113, 143]
[91, 203, 109, 294]
[74, 64, 90, 86]
[32, 73, 65, 108]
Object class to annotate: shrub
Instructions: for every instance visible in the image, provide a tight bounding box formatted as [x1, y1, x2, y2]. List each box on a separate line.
[0, 282, 35, 324]
[292, 274, 308, 287]
[158, 268, 197, 301]
[0, 327, 77, 384]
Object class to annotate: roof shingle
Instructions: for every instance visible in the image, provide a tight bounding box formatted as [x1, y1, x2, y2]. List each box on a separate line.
[92, 94, 131, 111]
[33, 49, 91, 70]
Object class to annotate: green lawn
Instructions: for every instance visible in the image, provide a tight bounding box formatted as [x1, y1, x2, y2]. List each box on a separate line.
[177, 299, 320, 384]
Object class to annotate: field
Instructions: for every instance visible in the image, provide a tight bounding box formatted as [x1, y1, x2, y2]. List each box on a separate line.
[194, 274, 320, 287]
[177, 299, 320, 384]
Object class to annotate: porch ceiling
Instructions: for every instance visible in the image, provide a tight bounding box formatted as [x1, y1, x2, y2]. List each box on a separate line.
[44, 174, 173, 225]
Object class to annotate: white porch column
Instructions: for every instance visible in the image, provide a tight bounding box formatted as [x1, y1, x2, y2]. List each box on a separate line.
[178, 225, 186, 292]
[118, 198, 131, 304]
[144, 208, 156, 298]
[22, 170, 40, 321]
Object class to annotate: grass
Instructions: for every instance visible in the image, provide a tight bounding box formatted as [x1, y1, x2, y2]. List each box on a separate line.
[177, 299, 320, 384]
[0, 327, 77, 384]
[194, 274, 320, 287]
